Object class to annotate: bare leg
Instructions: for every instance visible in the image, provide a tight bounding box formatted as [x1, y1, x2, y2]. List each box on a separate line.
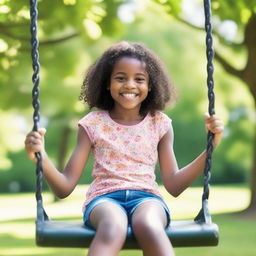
[87, 202, 128, 256]
[131, 200, 175, 256]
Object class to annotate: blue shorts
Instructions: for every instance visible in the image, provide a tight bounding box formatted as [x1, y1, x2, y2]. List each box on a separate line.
[83, 190, 171, 229]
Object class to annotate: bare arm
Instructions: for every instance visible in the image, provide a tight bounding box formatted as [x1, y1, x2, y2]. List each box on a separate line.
[25, 126, 91, 198]
[158, 114, 224, 197]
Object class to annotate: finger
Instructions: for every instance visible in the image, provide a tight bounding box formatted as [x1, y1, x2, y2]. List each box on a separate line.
[205, 115, 222, 124]
[38, 128, 46, 136]
[209, 126, 224, 134]
[25, 131, 41, 141]
[205, 117, 223, 130]
[25, 143, 37, 159]
[25, 142, 42, 152]
[25, 130, 45, 143]
[25, 136, 42, 146]
[28, 152, 38, 162]
[206, 123, 224, 132]
[206, 121, 224, 131]
[207, 119, 223, 126]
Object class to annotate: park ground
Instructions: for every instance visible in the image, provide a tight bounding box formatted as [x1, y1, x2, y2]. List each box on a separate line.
[0, 185, 255, 256]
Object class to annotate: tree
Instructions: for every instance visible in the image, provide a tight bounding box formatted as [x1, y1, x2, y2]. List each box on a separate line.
[0, 0, 125, 110]
[0, 0, 125, 172]
[0, 0, 255, 206]
[153, 0, 256, 211]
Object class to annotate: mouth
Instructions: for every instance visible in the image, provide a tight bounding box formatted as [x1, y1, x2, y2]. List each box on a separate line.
[120, 93, 139, 99]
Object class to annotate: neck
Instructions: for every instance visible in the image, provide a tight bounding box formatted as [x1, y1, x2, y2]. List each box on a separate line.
[109, 108, 144, 122]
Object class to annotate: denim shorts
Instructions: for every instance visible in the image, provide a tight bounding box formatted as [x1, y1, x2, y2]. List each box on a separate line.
[83, 190, 171, 229]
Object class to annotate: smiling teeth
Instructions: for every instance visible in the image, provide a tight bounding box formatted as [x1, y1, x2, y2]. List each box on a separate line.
[122, 93, 137, 99]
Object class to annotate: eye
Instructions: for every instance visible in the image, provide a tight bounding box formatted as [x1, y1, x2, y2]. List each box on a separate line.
[135, 77, 145, 83]
[115, 76, 125, 81]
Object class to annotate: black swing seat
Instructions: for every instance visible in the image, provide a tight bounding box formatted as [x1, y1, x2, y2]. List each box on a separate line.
[36, 219, 219, 248]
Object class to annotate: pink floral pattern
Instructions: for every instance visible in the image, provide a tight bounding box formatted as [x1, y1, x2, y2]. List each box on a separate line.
[78, 110, 172, 209]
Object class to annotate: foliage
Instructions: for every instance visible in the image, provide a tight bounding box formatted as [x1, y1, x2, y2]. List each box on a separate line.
[153, 0, 256, 208]
[0, 0, 125, 110]
[0, 0, 123, 169]
[0, 0, 254, 193]
[211, 0, 256, 26]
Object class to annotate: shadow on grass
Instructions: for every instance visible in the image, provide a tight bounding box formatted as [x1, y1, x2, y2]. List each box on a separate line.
[0, 234, 140, 256]
[174, 213, 256, 256]
[1, 213, 255, 256]
[0, 233, 87, 256]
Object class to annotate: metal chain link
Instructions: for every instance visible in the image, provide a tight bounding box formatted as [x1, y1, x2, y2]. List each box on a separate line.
[203, 0, 215, 204]
[30, 0, 45, 220]
[195, 0, 215, 224]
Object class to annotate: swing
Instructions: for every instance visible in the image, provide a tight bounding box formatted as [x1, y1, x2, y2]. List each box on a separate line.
[29, 0, 219, 248]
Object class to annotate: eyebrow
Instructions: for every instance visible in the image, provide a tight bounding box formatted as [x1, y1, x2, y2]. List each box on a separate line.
[113, 72, 147, 77]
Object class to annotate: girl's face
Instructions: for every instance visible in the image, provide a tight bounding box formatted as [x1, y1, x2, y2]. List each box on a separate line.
[110, 57, 149, 115]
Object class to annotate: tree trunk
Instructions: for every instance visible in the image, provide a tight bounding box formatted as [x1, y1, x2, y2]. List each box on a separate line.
[54, 125, 72, 202]
[57, 125, 72, 171]
[247, 127, 256, 210]
[214, 15, 256, 212]
[242, 15, 256, 211]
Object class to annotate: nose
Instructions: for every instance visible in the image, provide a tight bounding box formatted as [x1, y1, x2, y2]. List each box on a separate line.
[124, 79, 136, 89]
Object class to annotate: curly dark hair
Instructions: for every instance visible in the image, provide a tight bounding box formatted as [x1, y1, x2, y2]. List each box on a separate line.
[80, 41, 177, 116]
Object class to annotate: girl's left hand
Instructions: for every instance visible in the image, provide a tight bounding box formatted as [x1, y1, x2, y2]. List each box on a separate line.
[204, 113, 224, 148]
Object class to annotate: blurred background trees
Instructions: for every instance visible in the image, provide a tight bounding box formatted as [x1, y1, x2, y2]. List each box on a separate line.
[0, 0, 255, 211]
[154, 0, 256, 210]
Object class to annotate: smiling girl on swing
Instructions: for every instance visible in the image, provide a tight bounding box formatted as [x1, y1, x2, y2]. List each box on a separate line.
[25, 41, 224, 256]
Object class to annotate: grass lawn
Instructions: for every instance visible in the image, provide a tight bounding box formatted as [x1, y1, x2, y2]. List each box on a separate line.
[1, 185, 255, 256]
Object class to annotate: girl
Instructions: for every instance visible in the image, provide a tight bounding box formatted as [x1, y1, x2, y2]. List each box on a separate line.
[25, 41, 224, 256]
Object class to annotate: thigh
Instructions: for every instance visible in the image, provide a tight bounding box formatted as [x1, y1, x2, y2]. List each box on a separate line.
[90, 201, 128, 229]
[131, 200, 174, 256]
[131, 200, 168, 229]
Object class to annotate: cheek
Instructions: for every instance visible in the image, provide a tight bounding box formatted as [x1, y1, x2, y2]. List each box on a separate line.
[109, 80, 118, 91]
[141, 87, 149, 100]
[109, 84, 120, 98]
[142, 83, 150, 93]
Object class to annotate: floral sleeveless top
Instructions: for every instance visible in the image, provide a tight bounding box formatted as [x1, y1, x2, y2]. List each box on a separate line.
[78, 110, 172, 210]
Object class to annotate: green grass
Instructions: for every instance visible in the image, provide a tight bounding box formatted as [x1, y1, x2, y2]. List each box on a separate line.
[0, 185, 255, 256]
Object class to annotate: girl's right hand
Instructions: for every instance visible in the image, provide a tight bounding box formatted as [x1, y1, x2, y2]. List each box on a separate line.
[24, 128, 46, 163]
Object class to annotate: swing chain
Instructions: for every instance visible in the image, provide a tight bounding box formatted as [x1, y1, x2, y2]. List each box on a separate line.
[195, 0, 215, 224]
[29, 0, 216, 225]
[30, 0, 45, 221]
[204, 0, 215, 117]
[30, 0, 40, 132]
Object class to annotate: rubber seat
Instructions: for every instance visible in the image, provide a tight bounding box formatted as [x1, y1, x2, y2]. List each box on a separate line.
[36, 219, 219, 248]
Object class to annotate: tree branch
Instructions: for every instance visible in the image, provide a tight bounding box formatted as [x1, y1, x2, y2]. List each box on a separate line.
[0, 28, 29, 41]
[214, 50, 244, 79]
[40, 32, 79, 45]
[176, 16, 244, 48]
[0, 22, 30, 28]
[176, 16, 203, 32]
[0, 28, 79, 45]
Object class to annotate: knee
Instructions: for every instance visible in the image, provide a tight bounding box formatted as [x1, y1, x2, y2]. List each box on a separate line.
[97, 220, 127, 244]
[132, 217, 165, 239]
